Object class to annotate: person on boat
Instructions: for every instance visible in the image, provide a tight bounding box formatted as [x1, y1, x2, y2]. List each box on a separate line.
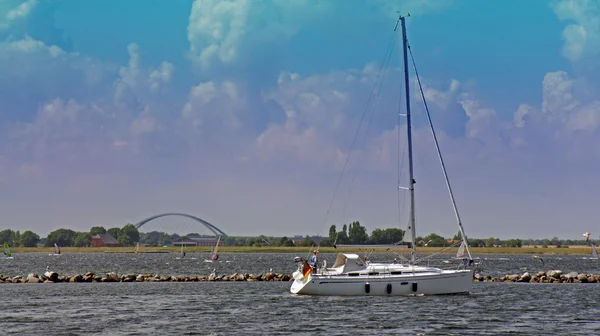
[308, 250, 318, 272]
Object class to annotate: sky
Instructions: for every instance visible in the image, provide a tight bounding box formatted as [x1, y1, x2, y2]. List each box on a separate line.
[0, 0, 599, 240]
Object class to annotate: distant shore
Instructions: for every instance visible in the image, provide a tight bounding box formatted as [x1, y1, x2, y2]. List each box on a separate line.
[10, 245, 595, 255]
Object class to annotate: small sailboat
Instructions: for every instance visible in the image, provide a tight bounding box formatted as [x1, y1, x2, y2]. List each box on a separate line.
[3, 242, 13, 260]
[175, 242, 187, 259]
[134, 242, 140, 254]
[49, 243, 61, 256]
[204, 235, 222, 262]
[591, 243, 599, 260]
[290, 14, 477, 296]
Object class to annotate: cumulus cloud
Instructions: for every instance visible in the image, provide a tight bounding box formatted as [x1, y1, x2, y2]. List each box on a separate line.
[552, 0, 600, 63]
[186, 0, 453, 71]
[5, 0, 38, 22]
[181, 80, 244, 132]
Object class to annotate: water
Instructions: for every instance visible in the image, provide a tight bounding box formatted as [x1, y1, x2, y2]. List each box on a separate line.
[1, 252, 599, 335]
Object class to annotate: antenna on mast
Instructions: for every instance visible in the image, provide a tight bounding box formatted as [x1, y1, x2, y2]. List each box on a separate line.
[394, 12, 410, 31]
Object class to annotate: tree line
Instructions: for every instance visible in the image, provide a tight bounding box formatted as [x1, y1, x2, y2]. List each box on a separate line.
[0, 221, 596, 248]
[0, 224, 141, 247]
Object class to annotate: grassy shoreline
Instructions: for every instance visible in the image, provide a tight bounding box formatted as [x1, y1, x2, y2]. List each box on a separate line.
[10, 245, 595, 255]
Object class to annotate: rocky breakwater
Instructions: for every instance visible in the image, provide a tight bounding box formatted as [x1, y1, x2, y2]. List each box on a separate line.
[474, 270, 600, 283]
[0, 271, 292, 283]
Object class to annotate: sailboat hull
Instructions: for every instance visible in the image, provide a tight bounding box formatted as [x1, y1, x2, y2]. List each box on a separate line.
[290, 269, 473, 296]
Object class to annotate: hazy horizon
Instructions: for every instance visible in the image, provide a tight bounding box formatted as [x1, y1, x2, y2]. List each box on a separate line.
[1, 0, 599, 240]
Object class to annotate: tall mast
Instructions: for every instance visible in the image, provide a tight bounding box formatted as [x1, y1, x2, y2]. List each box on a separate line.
[399, 14, 417, 264]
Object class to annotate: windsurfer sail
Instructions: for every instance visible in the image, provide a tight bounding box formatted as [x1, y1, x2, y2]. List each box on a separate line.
[3, 243, 12, 258]
[54, 243, 61, 255]
[456, 240, 466, 259]
[210, 235, 222, 261]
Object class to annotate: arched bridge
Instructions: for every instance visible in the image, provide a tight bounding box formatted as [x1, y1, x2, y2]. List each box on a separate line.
[134, 213, 227, 237]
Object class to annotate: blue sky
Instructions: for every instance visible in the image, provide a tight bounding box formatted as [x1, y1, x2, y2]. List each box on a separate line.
[1, 0, 599, 240]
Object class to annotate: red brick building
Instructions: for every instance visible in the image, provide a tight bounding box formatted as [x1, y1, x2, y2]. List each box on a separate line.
[91, 234, 122, 247]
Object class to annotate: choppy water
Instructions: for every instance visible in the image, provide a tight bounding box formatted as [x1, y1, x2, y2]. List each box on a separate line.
[1, 252, 599, 335]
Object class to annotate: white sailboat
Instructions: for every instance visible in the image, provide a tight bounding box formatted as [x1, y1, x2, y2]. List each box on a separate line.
[591, 243, 599, 260]
[176, 240, 187, 259]
[204, 235, 222, 263]
[290, 14, 477, 296]
[49, 243, 61, 256]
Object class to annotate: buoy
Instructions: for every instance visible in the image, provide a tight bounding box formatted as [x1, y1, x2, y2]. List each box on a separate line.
[386, 283, 392, 294]
[365, 282, 370, 294]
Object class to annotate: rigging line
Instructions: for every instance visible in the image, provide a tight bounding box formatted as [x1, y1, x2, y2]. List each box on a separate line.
[340, 32, 398, 219]
[321, 28, 400, 228]
[414, 241, 461, 263]
[407, 43, 473, 260]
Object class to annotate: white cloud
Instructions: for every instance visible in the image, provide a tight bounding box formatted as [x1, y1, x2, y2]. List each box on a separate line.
[149, 61, 175, 93]
[552, 0, 600, 63]
[458, 94, 500, 144]
[187, 0, 251, 69]
[181, 80, 244, 131]
[423, 79, 461, 110]
[130, 113, 158, 136]
[5, 0, 38, 22]
[186, 0, 339, 70]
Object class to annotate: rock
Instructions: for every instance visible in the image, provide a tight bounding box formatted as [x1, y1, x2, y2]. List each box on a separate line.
[518, 272, 531, 282]
[27, 274, 41, 283]
[547, 270, 562, 279]
[43, 271, 59, 282]
[106, 272, 119, 282]
[506, 274, 519, 282]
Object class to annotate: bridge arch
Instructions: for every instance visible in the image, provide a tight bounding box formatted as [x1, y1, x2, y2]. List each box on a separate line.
[134, 213, 227, 237]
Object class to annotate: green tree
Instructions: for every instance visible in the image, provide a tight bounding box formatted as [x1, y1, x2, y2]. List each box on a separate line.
[502, 239, 522, 248]
[486, 237, 495, 248]
[0, 229, 15, 245]
[300, 235, 315, 247]
[423, 233, 446, 247]
[336, 224, 349, 244]
[46, 228, 78, 247]
[348, 221, 369, 244]
[73, 232, 92, 247]
[278, 236, 290, 246]
[328, 225, 337, 242]
[13, 231, 20, 247]
[90, 226, 107, 235]
[20, 230, 40, 247]
[371, 228, 404, 244]
[118, 224, 140, 246]
[107, 227, 121, 240]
